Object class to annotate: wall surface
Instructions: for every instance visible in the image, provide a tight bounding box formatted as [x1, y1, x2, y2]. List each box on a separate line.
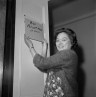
[13, 0, 49, 97]
[53, 0, 96, 25]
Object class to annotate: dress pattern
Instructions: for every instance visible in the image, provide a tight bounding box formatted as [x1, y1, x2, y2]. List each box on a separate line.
[43, 71, 64, 97]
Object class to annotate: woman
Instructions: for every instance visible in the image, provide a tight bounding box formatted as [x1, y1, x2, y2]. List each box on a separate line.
[24, 28, 78, 97]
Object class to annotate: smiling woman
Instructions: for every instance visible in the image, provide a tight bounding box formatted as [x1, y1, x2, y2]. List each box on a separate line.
[55, 32, 72, 51]
[24, 27, 79, 97]
[54, 28, 78, 52]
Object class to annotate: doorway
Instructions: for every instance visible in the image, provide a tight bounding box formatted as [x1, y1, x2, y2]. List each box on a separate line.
[48, 0, 96, 97]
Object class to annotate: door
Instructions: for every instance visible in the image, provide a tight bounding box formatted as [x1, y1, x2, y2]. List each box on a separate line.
[0, 0, 6, 97]
[13, 0, 49, 97]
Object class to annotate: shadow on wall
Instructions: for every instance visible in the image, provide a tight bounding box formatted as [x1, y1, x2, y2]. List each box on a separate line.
[76, 45, 86, 97]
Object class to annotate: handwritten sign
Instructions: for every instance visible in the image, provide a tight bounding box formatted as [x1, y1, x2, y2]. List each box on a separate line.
[24, 17, 44, 42]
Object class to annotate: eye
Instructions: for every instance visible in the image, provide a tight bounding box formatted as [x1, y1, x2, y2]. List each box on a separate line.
[62, 38, 68, 42]
[62, 39, 66, 41]
[56, 39, 59, 42]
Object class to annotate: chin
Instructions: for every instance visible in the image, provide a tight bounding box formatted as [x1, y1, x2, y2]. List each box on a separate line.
[59, 47, 70, 51]
[58, 48, 65, 51]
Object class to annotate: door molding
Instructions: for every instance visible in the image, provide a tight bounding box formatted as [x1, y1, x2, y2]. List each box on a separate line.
[1, 0, 16, 97]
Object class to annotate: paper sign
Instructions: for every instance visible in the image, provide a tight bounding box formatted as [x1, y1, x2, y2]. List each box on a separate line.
[24, 17, 44, 42]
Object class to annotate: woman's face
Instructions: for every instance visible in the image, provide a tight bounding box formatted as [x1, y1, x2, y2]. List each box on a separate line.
[56, 32, 72, 51]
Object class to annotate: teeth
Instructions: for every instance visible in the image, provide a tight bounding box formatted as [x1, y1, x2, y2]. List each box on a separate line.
[58, 46, 64, 48]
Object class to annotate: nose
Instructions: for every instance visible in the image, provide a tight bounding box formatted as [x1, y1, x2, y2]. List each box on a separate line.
[58, 41, 63, 46]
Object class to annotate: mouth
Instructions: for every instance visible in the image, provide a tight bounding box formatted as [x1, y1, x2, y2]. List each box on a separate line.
[58, 46, 64, 49]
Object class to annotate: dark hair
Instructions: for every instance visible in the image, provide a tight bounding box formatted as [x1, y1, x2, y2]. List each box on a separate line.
[54, 28, 78, 51]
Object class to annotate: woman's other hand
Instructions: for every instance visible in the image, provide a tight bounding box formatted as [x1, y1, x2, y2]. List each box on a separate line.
[41, 38, 48, 57]
[42, 38, 48, 49]
[42, 33, 48, 49]
[24, 34, 34, 49]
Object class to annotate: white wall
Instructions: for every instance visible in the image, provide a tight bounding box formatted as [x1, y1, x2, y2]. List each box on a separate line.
[13, 0, 49, 97]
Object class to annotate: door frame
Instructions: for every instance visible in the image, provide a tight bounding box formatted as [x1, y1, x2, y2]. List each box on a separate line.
[1, 0, 16, 97]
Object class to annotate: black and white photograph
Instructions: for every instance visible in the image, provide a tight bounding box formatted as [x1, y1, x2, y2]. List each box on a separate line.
[0, 0, 96, 97]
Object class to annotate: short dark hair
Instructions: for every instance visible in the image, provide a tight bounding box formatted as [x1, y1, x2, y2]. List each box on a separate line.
[54, 28, 78, 51]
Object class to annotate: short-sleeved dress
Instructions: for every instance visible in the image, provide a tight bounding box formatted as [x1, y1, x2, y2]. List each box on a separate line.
[33, 49, 78, 97]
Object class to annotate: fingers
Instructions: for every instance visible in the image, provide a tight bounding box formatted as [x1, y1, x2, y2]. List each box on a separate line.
[24, 34, 33, 48]
[24, 34, 28, 40]
[24, 34, 27, 44]
[24, 36, 30, 48]
[44, 33, 46, 39]
[43, 34, 47, 43]
[24, 34, 31, 42]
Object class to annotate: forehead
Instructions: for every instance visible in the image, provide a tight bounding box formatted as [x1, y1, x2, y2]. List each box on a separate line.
[56, 32, 69, 39]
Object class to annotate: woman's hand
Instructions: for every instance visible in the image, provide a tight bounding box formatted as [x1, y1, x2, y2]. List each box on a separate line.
[41, 33, 48, 57]
[42, 38, 48, 49]
[24, 34, 34, 49]
[41, 38, 48, 57]
[24, 34, 36, 57]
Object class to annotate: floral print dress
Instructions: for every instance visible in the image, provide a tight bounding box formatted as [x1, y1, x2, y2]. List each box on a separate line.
[43, 71, 64, 97]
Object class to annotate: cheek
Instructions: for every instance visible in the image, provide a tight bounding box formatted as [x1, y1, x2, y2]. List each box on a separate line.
[55, 42, 58, 47]
[63, 41, 71, 47]
[56, 41, 66, 46]
[62, 42, 66, 45]
[66, 41, 72, 48]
